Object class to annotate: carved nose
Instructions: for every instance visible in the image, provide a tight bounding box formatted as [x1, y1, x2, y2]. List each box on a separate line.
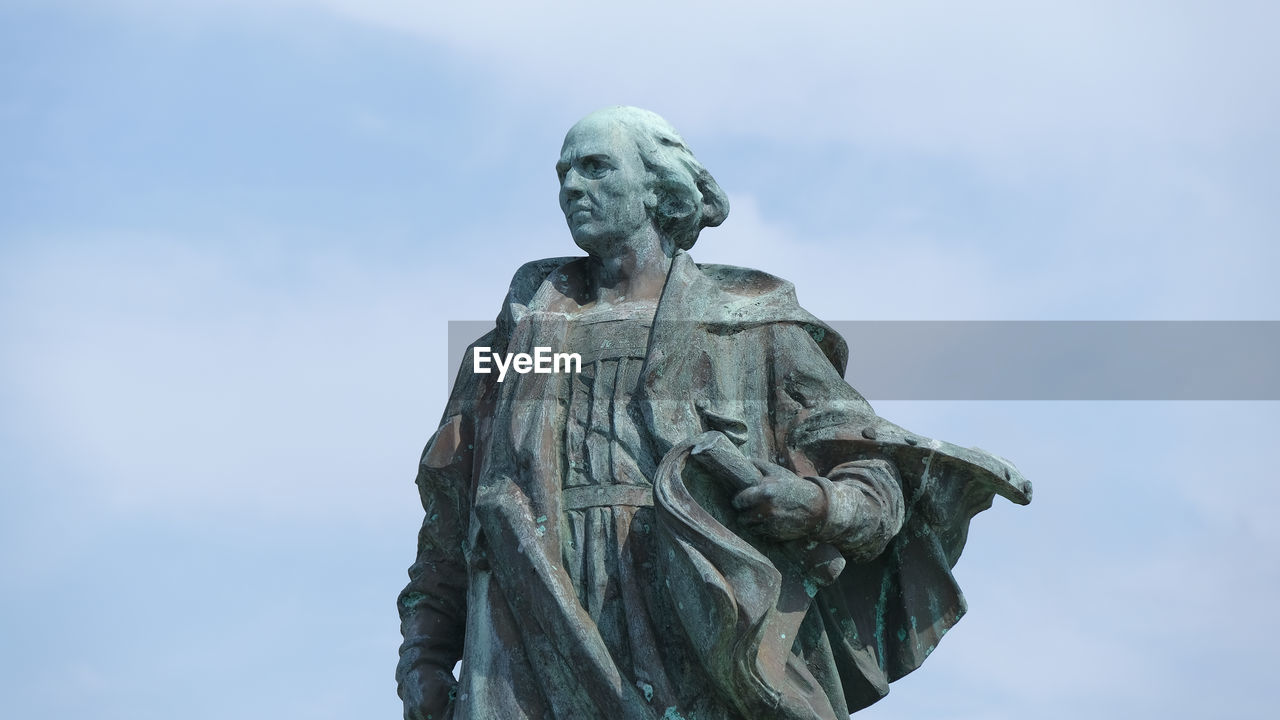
[562, 165, 589, 190]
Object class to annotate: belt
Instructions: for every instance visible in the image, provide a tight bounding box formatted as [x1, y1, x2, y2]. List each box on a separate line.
[562, 484, 654, 510]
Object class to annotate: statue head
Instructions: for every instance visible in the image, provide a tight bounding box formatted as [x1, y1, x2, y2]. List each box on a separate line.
[557, 106, 729, 257]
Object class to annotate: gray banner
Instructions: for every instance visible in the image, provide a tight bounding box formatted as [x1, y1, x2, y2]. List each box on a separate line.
[445, 321, 1279, 400]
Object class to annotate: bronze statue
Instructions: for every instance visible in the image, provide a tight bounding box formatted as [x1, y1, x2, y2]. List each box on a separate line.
[397, 106, 1031, 720]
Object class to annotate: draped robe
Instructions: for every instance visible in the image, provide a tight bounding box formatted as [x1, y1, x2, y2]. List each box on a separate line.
[397, 250, 1032, 719]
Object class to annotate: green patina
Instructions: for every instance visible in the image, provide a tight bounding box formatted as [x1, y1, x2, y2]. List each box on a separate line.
[636, 680, 654, 702]
[803, 577, 819, 598]
[393, 105, 1032, 720]
[875, 566, 892, 665]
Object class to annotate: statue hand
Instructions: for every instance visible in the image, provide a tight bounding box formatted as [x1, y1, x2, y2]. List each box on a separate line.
[399, 664, 457, 720]
[731, 460, 826, 541]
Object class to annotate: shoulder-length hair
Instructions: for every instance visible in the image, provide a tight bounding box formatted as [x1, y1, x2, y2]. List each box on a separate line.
[600, 106, 730, 251]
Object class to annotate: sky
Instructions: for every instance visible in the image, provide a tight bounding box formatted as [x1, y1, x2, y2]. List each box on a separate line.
[2, 1, 1278, 718]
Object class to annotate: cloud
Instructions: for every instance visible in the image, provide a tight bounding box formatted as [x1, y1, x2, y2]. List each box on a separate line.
[694, 193, 1012, 320]
[124, 0, 1279, 159]
[4, 4, 1278, 718]
[19, 0, 1280, 323]
[0, 232, 485, 522]
[855, 400, 1280, 719]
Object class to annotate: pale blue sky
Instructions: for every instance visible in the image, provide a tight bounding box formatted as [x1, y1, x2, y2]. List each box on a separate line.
[3, 2, 1278, 718]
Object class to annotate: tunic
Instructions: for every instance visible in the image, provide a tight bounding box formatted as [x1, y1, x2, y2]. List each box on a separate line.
[558, 310, 734, 717]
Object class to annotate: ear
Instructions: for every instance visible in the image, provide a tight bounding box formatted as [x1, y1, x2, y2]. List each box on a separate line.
[655, 185, 695, 220]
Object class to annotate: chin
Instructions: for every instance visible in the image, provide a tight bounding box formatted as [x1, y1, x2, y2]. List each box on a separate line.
[570, 231, 606, 257]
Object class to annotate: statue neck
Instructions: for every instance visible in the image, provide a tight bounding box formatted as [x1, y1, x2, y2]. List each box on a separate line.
[589, 232, 672, 305]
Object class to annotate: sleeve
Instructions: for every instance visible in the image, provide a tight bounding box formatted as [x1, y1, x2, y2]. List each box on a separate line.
[395, 330, 499, 695]
[761, 322, 906, 561]
[807, 459, 904, 562]
[395, 414, 472, 685]
[762, 321, 1029, 710]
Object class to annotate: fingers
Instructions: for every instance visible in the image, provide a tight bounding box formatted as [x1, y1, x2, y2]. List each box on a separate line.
[751, 458, 793, 479]
[733, 475, 824, 542]
[732, 485, 769, 510]
[733, 478, 811, 512]
[739, 511, 805, 541]
[400, 667, 455, 720]
[734, 485, 799, 540]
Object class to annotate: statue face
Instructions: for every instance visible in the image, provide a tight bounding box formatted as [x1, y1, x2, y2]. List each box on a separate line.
[557, 117, 657, 257]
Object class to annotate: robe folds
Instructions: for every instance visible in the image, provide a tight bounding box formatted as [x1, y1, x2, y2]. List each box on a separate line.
[397, 250, 1032, 719]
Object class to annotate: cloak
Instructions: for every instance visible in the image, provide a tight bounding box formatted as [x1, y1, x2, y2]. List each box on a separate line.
[398, 250, 1031, 719]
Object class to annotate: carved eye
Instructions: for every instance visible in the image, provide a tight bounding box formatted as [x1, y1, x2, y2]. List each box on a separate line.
[579, 156, 610, 179]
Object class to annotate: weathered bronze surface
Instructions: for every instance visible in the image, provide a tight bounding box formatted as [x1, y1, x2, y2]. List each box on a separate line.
[397, 107, 1031, 719]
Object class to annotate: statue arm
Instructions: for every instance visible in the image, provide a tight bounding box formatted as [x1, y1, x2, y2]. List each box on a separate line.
[764, 322, 907, 559]
[396, 327, 502, 718]
[396, 413, 472, 716]
[806, 459, 904, 561]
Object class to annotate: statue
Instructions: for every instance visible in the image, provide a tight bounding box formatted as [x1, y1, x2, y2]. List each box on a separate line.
[396, 107, 1032, 720]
